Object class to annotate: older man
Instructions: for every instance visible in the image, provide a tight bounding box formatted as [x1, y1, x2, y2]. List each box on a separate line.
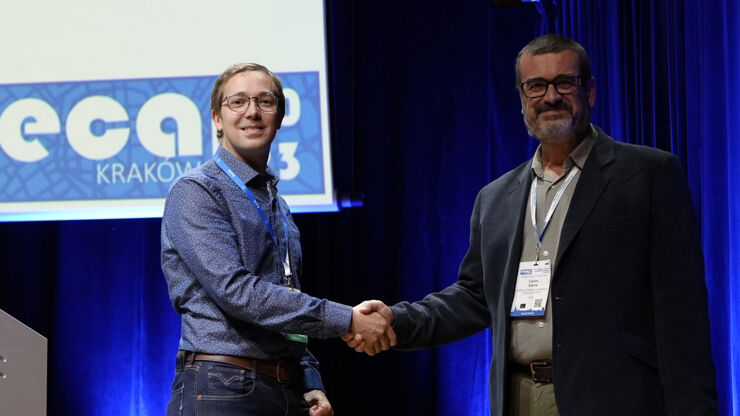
[352, 35, 718, 415]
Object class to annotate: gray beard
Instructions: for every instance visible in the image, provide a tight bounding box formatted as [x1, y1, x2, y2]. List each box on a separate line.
[523, 111, 591, 144]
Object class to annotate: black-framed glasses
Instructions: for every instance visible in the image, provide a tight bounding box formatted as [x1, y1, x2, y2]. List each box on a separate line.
[222, 92, 278, 114]
[519, 75, 585, 98]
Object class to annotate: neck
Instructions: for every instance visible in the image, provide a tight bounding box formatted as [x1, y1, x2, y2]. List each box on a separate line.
[224, 146, 269, 173]
[244, 157, 268, 173]
[540, 135, 584, 177]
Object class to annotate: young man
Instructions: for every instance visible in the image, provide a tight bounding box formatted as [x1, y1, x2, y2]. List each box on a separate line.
[162, 63, 395, 416]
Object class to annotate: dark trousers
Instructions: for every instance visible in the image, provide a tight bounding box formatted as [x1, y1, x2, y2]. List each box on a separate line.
[167, 353, 310, 416]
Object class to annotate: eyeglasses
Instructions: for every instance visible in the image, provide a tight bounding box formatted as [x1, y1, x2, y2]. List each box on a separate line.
[222, 92, 278, 114]
[519, 75, 585, 98]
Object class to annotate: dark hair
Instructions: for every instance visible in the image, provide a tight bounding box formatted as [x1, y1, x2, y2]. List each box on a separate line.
[515, 34, 592, 84]
[210, 63, 285, 139]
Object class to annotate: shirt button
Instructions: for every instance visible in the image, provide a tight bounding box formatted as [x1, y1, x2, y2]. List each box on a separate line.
[537, 322, 544, 328]
[542, 250, 549, 257]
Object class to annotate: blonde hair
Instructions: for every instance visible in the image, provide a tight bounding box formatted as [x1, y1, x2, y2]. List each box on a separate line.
[210, 63, 285, 139]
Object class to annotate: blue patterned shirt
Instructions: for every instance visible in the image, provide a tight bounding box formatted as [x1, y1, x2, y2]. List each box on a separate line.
[161, 146, 352, 391]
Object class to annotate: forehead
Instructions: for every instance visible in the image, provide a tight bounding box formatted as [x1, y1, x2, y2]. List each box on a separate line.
[519, 50, 580, 81]
[223, 70, 275, 94]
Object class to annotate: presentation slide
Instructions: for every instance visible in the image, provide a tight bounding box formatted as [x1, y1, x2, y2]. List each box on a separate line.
[0, 0, 335, 221]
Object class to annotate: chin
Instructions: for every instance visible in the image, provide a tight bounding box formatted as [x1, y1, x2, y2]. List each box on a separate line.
[533, 120, 572, 140]
[536, 120, 593, 144]
[536, 134, 574, 144]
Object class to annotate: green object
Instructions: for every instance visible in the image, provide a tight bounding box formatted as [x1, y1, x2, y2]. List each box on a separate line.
[284, 333, 308, 343]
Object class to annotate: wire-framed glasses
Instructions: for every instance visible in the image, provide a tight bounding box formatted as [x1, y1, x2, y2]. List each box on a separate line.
[222, 92, 278, 114]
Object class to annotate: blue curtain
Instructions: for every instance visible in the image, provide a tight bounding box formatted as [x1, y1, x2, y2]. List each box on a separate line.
[0, 1, 737, 415]
[552, 1, 740, 414]
[686, 1, 740, 414]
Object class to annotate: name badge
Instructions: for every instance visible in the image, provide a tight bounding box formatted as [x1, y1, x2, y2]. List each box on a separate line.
[510, 260, 551, 317]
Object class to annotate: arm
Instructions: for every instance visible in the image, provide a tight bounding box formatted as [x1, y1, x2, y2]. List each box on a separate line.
[391, 191, 491, 349]
[649, 155, 717, 413]
[347, 192, 492, 352]
[299, 352, 333, 416]
[162, 177, 351, 338]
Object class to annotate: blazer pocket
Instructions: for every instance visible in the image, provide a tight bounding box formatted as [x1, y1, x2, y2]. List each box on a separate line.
[606, 210, 648, 225]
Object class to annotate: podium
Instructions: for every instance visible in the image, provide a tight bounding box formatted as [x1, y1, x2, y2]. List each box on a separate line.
[0, 308, 47, 416]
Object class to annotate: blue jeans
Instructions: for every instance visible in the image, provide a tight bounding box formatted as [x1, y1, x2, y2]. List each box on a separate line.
[167, 355, 311, 416]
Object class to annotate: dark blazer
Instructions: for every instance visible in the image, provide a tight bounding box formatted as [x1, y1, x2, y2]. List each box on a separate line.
[391, 127, 717, 415]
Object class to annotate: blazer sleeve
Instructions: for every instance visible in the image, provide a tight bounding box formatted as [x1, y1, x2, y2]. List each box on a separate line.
[391, 190, 492, 350]
[649, 155, 718, 414]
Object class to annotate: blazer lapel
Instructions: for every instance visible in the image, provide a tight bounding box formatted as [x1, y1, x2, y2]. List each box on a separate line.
[554, 129, 615, 274]
[502, 163, 533, 305]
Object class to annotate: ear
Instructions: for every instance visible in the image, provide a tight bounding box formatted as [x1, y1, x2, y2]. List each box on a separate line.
[276, 109, 284, 130]
[586, 76, 596, 107]
[517, 87, 527, 109]
[212, 109, 223, 134]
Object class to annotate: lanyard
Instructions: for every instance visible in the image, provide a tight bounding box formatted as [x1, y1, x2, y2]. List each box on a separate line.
[213, 154, 293, 283]
[530, 167, 578, 260]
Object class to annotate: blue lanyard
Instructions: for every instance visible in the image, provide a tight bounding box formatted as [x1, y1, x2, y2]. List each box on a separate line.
[530, 167, 578, 259]
[213, 154, 293, 280]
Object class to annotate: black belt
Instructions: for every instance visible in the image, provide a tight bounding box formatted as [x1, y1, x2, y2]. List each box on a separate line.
[514, 360, 553, 383]
[184, 352, 303, 384]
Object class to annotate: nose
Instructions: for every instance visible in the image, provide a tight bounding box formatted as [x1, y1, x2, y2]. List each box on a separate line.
[542, 83, 563, 103]
[244, 97, 261, 118]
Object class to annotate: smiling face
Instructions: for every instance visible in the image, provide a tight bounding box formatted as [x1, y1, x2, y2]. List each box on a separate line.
[212, 70, 283, 170]
[518, 49, 595, 144]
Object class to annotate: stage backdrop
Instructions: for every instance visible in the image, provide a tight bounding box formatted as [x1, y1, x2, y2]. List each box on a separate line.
[0, 1, 737, 415]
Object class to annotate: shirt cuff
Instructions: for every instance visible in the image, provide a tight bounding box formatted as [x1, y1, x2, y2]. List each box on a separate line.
[303, 366, 325, 392]
[321, 300, 353, 338]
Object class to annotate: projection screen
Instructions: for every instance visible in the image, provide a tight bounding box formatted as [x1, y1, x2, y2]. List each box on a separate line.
[0, 0, 335, 221]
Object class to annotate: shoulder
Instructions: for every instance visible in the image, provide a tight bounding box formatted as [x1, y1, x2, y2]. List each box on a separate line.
[612, 140, 676, 164]
[163, 160, 230, 218]
[166, 159, 224, 197]
[591, 128, 683, 180]
[613, 144, 684, 187]
[594, 127, 677, 166]
[478, 160, 531, 200]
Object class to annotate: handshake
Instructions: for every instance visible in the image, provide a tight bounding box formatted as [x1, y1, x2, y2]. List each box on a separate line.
[341, 300, 396, 356]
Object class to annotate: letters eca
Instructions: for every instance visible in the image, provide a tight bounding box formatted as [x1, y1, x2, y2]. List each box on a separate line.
[0, 88, 301, 166]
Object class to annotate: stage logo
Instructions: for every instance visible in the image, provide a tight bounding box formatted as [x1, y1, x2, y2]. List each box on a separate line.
[0, 71, 329, 219]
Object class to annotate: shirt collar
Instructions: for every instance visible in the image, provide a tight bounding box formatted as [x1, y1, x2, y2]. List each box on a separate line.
[531, 124, 597, 180]
[215, 146, 280, 187]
